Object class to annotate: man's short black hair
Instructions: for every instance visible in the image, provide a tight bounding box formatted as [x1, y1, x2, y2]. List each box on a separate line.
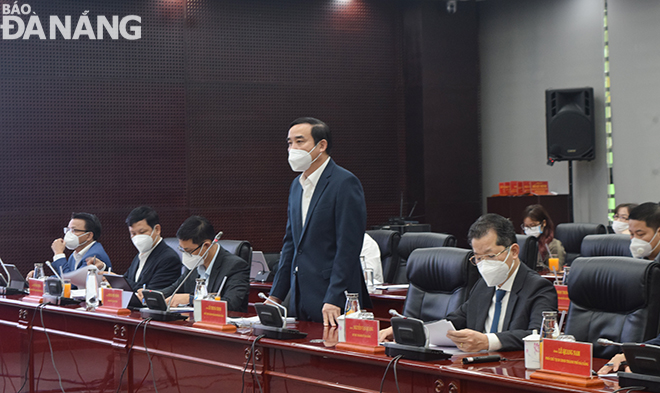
[290, 117, 332, 153]
[629, 202, 660, 231]
[176, 216, 216, 246]
[125, 206, 160, 228]
[467, 213, 517, 248]
[71, 212, 102, 240]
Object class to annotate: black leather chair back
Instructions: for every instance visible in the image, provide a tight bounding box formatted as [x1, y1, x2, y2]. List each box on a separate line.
[555, 223, 607, 265]
[580, 234, 632, 258]
[218, 240, 252, 264]
[564, 257, 660, 358]
[403, 248, 478, 321]
[394, 232, 457, 284]
[163, 237, 182, 259]
[516, 234, 538, 270]
[366, 229, 401, 284]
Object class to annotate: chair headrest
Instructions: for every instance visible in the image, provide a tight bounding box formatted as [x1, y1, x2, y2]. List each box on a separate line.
[580, 234, 632, 257]
[365, 230, 400, 258]
[555, 223, 607, 253]
[567, 257, 658, 312]
[398, 232, 457, 260]
[406, 248, 472, 293]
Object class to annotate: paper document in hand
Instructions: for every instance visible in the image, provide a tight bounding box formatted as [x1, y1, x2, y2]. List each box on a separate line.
[425, 319, 457, 347]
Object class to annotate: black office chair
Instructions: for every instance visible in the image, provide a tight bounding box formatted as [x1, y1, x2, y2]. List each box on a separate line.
[395, 232, 457, 284]
[516, 234, 539, 270]
[163, 237, 182, 259]
[402, 247, 478, 321]
[218, 240, 252, 265]
[580, 234, 632, 258]
[366, 229, 401, 284]
[554, 223, 607, 266]
[564, 257, 660, 359]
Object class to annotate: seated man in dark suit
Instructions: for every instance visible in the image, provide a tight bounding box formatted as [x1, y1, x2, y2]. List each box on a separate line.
[628, 202, 660, 260]
[50, 212, 112, 274]
[380, 213, 558, 352]
[159, 216, 250, 312]
[119, 206, 181, 291]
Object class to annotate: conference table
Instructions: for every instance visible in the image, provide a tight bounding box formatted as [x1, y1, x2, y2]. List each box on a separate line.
[0, 295, 619, 393]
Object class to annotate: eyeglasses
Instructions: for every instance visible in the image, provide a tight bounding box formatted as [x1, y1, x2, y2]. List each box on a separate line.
[469, 246, 510, 266]
[613, 215, 629, 221]
[520, 223, 541, 231]
[63, 227, 87, 235]
[178, 243, 203, 257]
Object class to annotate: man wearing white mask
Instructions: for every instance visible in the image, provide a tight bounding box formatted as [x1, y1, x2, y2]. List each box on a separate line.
[119, 206, 181, 291]
[379, 214, 557, 352]
[269, 117, 370, 327]
[159, 216, 250, 312]
[628, 202, 660, 261]
[50, 212, 112, 274]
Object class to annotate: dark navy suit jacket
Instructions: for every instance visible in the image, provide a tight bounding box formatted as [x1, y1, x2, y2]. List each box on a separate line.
[51, 242, 112, 274]
[447, 262, 558, 351]
[123, 240, 181, 291]
[271, 158, 370, 323]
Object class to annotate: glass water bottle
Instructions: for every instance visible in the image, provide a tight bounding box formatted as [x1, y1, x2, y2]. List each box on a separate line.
[540, 311, 560, 340]
[85, 265, 99, 311]
[194, 278, 208, 300]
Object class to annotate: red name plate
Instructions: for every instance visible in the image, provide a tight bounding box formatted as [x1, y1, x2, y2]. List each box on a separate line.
[541, 339, 592, 377]
[345, 318, 379, 346]
[201, 299, 227, 324]
[555, 284, 570, 312]
[28, 279, 44, 297]
[102, 288, 123, 308]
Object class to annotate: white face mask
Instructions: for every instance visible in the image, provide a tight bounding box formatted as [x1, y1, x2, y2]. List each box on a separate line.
[477, 248, 513, 287]
[288, 143, 321, 172]
[630, 231, 660, 259]
[64, 230, 90, 250]
[132, 227, 157, 254]
[181, 242, 212, 271]
[524, 225, 543, 238]
[611, 220, 629, 234]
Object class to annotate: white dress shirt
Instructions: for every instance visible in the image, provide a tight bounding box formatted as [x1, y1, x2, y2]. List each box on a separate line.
[299, 156, 330, 226]
[360, 233, 383, 284]
[135, 238, 162, 281]
[484, 262, 520, 351]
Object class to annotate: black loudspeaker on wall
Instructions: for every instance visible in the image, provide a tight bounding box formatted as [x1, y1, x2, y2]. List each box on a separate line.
[545, 87, 595, 163]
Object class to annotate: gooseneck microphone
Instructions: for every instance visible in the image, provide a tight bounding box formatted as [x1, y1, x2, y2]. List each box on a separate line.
[258, 292, 288, 318]
[0, 257, 10, 286]
[45, 261, 63, 281]
[597, 338, 623, 347]
[389, 309, 405, 319]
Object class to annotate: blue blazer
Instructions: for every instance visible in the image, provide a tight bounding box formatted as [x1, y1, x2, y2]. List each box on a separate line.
[51, 242, 112, 274]
[271, 158, 371, 322]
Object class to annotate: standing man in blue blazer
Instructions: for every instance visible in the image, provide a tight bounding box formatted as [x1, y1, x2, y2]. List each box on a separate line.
[51, 212, 112, 274]
[269, 117, 371, 326]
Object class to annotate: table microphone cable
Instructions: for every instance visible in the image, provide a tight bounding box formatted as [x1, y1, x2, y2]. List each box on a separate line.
[39, 303, 66, 393]
[379, 354, 403, 393]
[17, 303, 46, 393]
[240, 334, 265, 393]
[143, 318, 159, 393]
[115, 318, 151, 393]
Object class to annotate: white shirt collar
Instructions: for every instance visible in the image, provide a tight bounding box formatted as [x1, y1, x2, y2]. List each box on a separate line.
[197, 243, 221, 281]
[299, 155, 330, 188]
[73, 241, 96, 264]
[498, 260, 520, 292]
